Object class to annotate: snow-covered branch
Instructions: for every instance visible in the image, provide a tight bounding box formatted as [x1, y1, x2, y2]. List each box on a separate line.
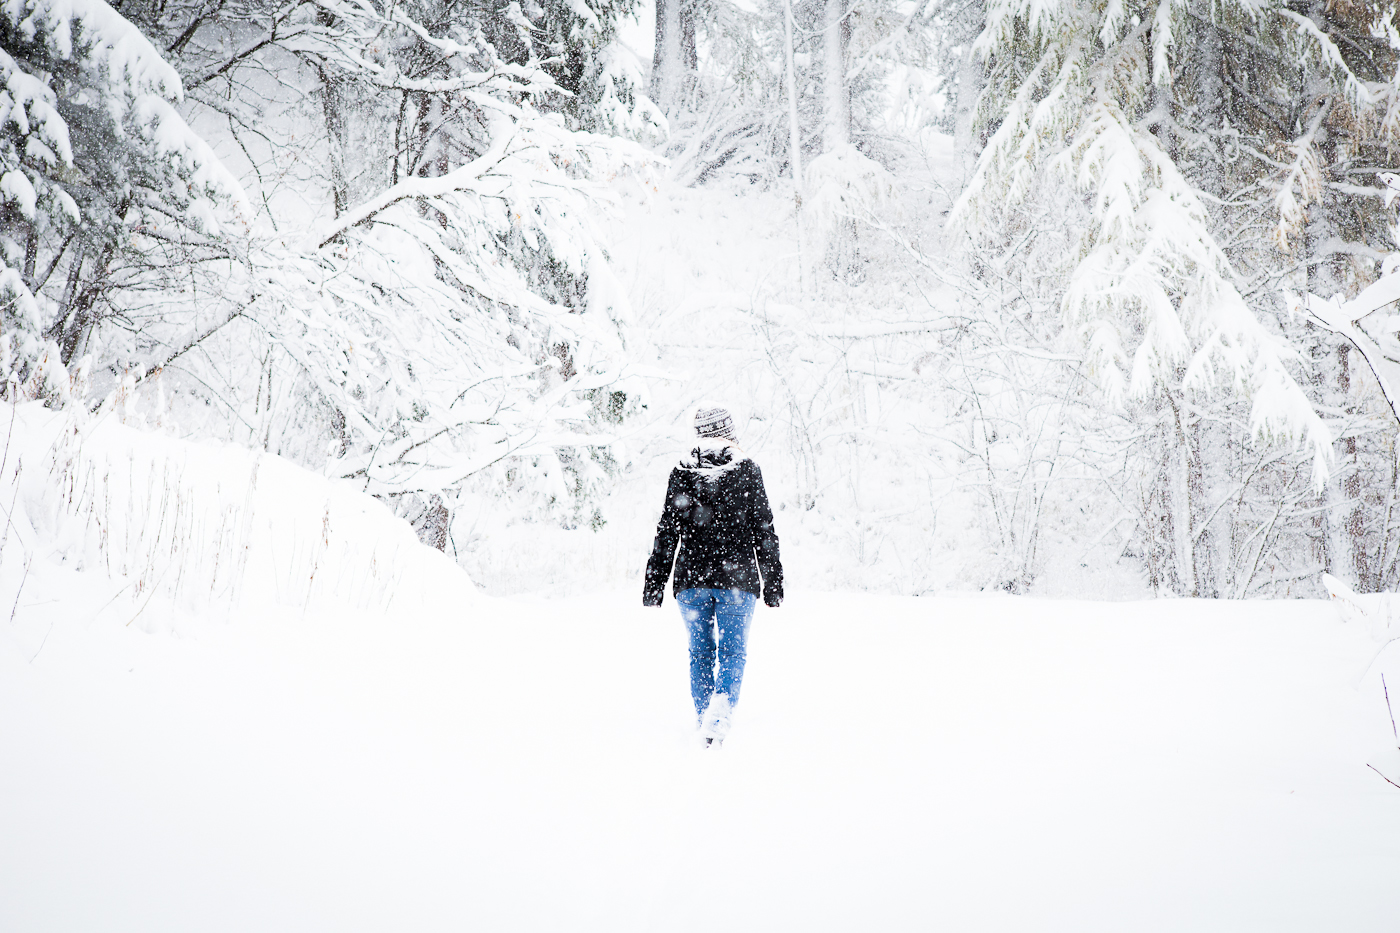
[308, 130, 517, 249]
[1306, 272, 1400, 425]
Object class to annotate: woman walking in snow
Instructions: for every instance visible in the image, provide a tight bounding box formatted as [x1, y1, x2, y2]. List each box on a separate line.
[644, 406, 783, 746]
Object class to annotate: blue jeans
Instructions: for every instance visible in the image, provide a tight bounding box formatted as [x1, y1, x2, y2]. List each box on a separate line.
[676, 588, 756, 717]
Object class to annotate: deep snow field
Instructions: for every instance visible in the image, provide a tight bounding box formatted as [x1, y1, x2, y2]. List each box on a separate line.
[3, 497, 1400, 931]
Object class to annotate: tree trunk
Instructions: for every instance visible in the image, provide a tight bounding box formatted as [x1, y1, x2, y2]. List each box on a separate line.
[821, 0, 849, 151]
[822, 0, 856, 279]
[320, 73, 350, 216]
[314, 12, 349, 217]
[22, 228, 36, 286]
[1334, 343, 1376, 590]
[681, 0, 698, 72]
[1172, 417, 1196, 596]
[783, 0, 806, 295]
[1188, 414, 1219, 597]
[1193, 14, 1225, 191]
[650, 0, 694, 113]
[952, 36, 983, 182]
[1158, 389, 1197, 595]
[1142, 398, 1176, 594]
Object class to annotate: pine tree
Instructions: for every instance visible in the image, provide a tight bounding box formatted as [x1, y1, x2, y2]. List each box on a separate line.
[0, 0, 242, 389]
[950, 0, 1400, 593]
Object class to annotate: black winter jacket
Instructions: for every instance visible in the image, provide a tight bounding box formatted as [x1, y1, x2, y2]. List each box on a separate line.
[643, 443, 784, 607]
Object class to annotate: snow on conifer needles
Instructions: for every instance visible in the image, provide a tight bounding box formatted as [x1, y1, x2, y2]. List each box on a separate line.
[0, 0, 246, 391]
[954, 0, 1340, 480]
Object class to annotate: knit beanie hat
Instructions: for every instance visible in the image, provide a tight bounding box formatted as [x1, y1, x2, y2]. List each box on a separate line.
[693, 405, 736, 440]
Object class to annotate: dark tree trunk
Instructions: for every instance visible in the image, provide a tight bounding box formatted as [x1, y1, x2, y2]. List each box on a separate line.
[314, 11, 350, 217]
[650, 0, 696, 112]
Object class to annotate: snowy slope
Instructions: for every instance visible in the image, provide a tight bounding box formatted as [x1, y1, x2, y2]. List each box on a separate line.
[0, 402, 470, 627]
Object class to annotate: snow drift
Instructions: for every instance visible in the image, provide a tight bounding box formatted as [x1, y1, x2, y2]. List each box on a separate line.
[0, 400, 472, 627]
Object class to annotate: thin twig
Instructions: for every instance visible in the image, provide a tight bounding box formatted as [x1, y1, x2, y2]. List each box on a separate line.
[124, 564, 174, 628]
[1362, 635, 1400, 682]
[87, 580, 134, 625]
[0, 393, 19, 561]
[0, 458, 24, 560]
[1366, 763, 1400, 790]
[1384, 674, 1398, 744]
[10, 551, 31, 627]
[143, 297, 258, 380]
[0, 397, 16, 475]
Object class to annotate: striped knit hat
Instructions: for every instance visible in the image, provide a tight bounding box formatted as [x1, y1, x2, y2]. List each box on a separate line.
[693, 406, 736, 440]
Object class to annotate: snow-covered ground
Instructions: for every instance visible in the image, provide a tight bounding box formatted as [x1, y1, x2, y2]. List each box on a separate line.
[4, 581, 1399, 930]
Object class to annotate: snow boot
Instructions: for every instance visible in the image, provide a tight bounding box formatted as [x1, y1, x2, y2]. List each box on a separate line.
[699, 693, 733, 747]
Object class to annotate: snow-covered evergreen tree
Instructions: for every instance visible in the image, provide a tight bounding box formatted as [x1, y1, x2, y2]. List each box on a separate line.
[0, 0, 242, 394]
[948, 0, 1400, 594]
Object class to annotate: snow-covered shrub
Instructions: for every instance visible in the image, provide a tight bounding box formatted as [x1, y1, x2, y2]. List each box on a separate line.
[803, 142, 896, 281]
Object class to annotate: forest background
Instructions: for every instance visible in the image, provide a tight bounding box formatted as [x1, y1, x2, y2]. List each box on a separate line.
[5, 0, 1400, 600]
